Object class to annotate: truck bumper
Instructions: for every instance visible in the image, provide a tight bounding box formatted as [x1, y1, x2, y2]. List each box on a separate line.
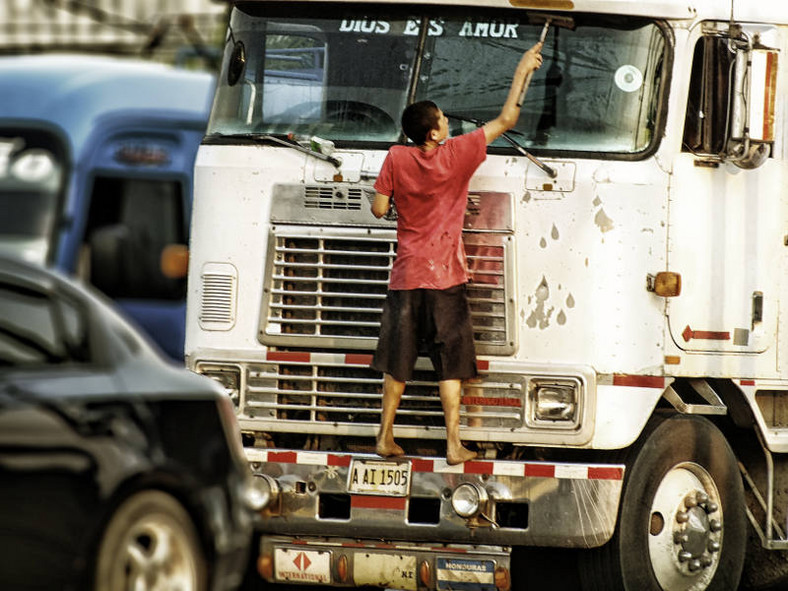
[257, 535, 511, 590]
[246, 449, 625, 549]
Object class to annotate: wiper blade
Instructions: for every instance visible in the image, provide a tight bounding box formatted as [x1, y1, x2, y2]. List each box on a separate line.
[445, 113, 557, 179]
[222, 133, 342, 168]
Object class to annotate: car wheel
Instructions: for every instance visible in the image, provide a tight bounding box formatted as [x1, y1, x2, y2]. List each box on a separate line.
[581, 414, 746, 590]
[94, 490, 207, 591]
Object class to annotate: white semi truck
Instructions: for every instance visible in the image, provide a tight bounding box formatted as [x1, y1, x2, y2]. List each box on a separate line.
[185, 1, 788, 589]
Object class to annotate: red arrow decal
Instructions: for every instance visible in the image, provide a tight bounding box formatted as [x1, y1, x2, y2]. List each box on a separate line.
[682, 325, 730, 343]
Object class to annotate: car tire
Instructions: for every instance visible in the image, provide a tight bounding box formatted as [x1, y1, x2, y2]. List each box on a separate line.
[580, 414, 746, 590]
[94, 490, 208, 591]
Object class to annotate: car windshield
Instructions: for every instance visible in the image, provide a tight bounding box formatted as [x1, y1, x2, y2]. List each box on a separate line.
[208, 3, 668, 155]
[0, 130, 66, 263]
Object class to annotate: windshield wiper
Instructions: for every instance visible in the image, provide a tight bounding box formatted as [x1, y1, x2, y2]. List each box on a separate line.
[445, 113, 557, 179]
[217, 133, 342, 168]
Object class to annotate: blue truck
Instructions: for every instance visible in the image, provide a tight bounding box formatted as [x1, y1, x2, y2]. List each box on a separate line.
[0, 54, 214, 360]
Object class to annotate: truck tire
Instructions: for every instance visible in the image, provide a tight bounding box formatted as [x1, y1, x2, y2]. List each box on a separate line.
[94, 490, 207, 591]
[581, 414, 746, 591]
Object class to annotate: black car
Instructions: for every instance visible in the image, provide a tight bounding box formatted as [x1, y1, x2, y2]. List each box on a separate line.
[0, 256, 257, 591]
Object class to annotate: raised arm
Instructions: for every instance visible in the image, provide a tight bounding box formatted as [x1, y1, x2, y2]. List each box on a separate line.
[482, 42, 543, 145]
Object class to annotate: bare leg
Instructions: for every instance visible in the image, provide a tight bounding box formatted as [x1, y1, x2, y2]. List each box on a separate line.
[376, 373, 406, 457]
[439, 379, 477, 465]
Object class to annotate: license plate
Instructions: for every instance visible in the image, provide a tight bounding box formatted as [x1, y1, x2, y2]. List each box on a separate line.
[274, 548, 331, 584]
[348, 458, 412, 496]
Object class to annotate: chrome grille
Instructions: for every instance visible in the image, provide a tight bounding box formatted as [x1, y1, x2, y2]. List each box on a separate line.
[238, 360, 525, 433]
[259, 229, 513, 354]
[304, 185, 364, 210]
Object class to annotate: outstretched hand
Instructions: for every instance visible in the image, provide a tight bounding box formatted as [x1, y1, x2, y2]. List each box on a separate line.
[519, 41, 544, 73]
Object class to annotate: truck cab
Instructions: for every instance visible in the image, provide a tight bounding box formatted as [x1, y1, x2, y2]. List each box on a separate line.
[187, 2, 788, 589]
[0, 54, 214, 359]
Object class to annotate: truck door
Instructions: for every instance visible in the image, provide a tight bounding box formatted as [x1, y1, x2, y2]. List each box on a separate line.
[669, 23, 783, 355]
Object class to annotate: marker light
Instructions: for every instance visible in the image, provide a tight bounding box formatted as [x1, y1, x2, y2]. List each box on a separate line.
[451, 482, 488, 518]
[647, 272, 682, 297]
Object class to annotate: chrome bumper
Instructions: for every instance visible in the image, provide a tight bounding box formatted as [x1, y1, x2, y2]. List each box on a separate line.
[246, 449, 624, 549]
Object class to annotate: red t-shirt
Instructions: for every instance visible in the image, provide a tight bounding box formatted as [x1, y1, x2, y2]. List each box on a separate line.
[374, 128, 486, 290]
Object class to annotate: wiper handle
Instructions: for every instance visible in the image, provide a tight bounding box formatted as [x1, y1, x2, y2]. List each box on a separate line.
[236, 133, 342, 168]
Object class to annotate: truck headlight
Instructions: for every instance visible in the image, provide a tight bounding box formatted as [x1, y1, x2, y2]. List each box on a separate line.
[528, 378, 581, 428]
[247, 473, 280, 511]
[451, 482, 489, 518]
[198, 363, 241, 408]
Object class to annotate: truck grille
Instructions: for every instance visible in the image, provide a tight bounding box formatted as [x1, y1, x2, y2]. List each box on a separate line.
[258, 229, 514, 354]
[231, 358, 525, 433]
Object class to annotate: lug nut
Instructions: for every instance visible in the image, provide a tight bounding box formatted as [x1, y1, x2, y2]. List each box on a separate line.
[678, 551, 693, 562]
[709, 519, 722, 533]
[674, 531, 689, 544]
[708, 540, 721, 553]
[684, 494, 698, 508]
[696, 492, 709, 505]
[701, 555, 713, 568]
[706, 502, 719, 514]
[689, 559, 702, 572]
[676, 511, 690, 523]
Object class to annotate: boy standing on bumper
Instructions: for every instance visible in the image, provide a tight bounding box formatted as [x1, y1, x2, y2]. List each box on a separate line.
[371, 42, 543, 465]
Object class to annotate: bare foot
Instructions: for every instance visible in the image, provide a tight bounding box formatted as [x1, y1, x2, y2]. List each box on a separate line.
[376, 439, 405, 458]
[446, 445, 477, 466]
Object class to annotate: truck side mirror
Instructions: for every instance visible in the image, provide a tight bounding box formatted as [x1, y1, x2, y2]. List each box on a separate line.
[682, 29, 777, 170]
[727, 40, 778, 169]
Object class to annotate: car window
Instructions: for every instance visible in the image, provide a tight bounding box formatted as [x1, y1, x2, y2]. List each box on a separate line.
[0, 284, 90, 367]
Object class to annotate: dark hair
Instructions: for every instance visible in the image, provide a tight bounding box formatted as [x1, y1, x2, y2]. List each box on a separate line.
[401, 101, 440, 145]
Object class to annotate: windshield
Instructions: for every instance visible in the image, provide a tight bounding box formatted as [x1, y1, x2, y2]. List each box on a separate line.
[208, 3, 668, 155]
[0, 129, 66, 263]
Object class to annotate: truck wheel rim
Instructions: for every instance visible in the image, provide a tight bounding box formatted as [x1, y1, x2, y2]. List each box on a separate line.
[647, 461, 722, 591]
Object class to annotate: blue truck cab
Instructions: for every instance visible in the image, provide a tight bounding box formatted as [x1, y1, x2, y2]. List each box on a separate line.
[0, 54, 214, 360]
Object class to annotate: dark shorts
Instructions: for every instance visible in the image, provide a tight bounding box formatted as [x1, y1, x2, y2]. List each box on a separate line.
[371, 284, 478, 382]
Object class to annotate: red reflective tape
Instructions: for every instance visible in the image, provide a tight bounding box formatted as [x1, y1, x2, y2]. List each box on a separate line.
[267, 351, 311, 362]
[740, 379, 756, 387]
[351, 495, 406, 510]
[267, 450, 298, 463]
[461, 396, 522, 408]
[463, 460, 494, 475]
[345, 353, 373, 366]
[588, 466, 624, 481]
[328, 454, 351, 467]
[613, 375, 665, 388]
[525, 463, 555, 478]
[411, 458, 434, 472]
[477, 359, 490, 371]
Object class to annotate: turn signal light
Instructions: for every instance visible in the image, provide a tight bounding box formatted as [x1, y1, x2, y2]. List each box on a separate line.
[336, 554, 349, 583]
[494, 566, 511, 591]
[257, 552, 273, 580]
[419, 560, 431, 587]
[647, 272, 681, 297]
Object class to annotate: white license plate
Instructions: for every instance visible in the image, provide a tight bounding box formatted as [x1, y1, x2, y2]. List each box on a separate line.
[348, 458, 412, 496]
